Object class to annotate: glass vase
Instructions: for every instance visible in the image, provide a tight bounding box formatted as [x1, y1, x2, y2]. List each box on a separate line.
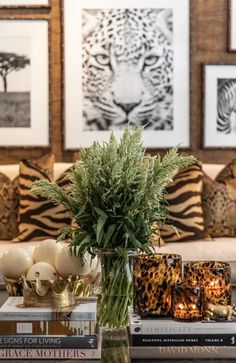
[184, 261, 232, 306]
[95, 249, 135, 329]
[102, 328, 129, 363]
[172, 282, 203, 321]
[133, 253, 182, 317]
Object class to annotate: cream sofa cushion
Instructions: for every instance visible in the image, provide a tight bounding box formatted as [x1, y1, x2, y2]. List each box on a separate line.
[0, 162, 223, 181]
[155, 238, 236, 285]
[202, 164, 224, 180]
[0, 162, 73, 181]
[0, 164, 19, 181]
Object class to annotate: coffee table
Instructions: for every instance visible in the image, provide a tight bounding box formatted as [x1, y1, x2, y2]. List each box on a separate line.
[0, 290, 235, 362]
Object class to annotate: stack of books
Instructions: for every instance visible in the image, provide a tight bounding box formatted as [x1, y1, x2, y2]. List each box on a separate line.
[128, 308, 236, 359]
[0, 297, 101, 360]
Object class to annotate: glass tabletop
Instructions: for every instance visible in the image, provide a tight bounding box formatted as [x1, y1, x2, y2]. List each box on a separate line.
[0, 290, 235, 362]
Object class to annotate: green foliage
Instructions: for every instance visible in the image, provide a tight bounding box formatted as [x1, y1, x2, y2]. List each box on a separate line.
[31, 126, 196, 258]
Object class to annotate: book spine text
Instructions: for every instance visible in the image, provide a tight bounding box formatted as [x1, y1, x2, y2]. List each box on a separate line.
[0, 348, 101, 360]
[131, 333, 236, 347]
[129, 345, 236, 359]
[0, 335, 98, 349]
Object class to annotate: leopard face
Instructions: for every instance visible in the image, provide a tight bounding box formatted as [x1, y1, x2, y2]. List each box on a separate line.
[82, 9, 173, 131]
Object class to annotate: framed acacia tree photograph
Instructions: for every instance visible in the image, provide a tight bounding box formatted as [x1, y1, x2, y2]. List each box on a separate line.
[204, 64, 236, 148]
[63, 0, 190, 149]
[0, 19, 49, 147]
[0, 0, 50, 7]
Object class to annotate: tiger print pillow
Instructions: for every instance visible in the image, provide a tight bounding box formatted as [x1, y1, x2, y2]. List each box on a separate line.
[161, 163, 211, 242]
[202, 159, 236, 237]
[12, 154, 71, 242]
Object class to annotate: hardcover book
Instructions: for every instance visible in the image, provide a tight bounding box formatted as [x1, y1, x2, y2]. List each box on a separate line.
[0, 330, 102, 360]
[129, 308, 236, 335]
[0, 347, 101, 360]
[129, 345, 236, 359]
[0, 320, 97, 336]
[0, 334, 98, 349]
[130, 331, 236, 347]
[0, 297, 97, 321]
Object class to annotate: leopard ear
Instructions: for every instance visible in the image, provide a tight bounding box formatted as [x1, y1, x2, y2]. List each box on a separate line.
[82, 10, 98, 40]
[154, 9, 173, 44]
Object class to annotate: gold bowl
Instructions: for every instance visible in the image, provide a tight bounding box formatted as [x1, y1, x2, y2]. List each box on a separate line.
[4, 270, 101, 308]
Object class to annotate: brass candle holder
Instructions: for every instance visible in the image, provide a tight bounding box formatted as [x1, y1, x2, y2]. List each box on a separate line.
[184, 261, 231, 306]
[172, 282, 203, 321]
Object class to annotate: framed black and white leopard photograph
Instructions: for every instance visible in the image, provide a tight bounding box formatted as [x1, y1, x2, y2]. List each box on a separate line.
[63, 0, 190, 149]
[204, 64, 236, 148]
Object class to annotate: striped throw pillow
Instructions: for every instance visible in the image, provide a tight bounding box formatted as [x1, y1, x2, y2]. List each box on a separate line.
[161, 163, 211, 242]
[12, 154, 71, 242]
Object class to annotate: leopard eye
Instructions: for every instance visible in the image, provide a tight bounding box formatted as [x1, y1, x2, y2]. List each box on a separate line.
[94, 54, 110, 66]
[144, 55, 160, 66]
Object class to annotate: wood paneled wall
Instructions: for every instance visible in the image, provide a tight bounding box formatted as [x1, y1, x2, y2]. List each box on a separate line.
[0, 0, 235, 164]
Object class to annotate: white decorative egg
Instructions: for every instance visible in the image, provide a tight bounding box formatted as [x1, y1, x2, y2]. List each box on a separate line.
[33, 239, 63, 267]
[1, 247, 33, 279]
[26, 262, 57, 281]
[22, 245, 36, 258]
[55, 246, 91, 278]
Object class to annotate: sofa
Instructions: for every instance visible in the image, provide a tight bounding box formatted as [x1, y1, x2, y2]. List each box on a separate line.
[159, 163, 236, 288]
[0, 162, 236, 287]
[0, 162, 72, 286]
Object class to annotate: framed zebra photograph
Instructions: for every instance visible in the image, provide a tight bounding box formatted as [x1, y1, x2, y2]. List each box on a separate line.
[63, 0, 190, 150]
[204, 64, 236, 148]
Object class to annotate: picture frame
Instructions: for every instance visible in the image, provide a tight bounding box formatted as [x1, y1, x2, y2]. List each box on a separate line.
[0, 0, 50, 8]
[204, 64, 236, 148]
[229, 0, 236, 51]
[63, 0, 190, 150]
[0, 19, 49, 147]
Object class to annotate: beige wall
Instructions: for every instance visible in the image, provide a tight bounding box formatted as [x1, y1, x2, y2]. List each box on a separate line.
[0, 0, 235, 164]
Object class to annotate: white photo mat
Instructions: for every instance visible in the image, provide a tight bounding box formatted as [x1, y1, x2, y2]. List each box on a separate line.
[0, 20, 49, 147]
[64, 0, 190, 149]
[204, 64, 236, 148]
[0, 0, 49, 6]
[230, 0, 236, 51]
